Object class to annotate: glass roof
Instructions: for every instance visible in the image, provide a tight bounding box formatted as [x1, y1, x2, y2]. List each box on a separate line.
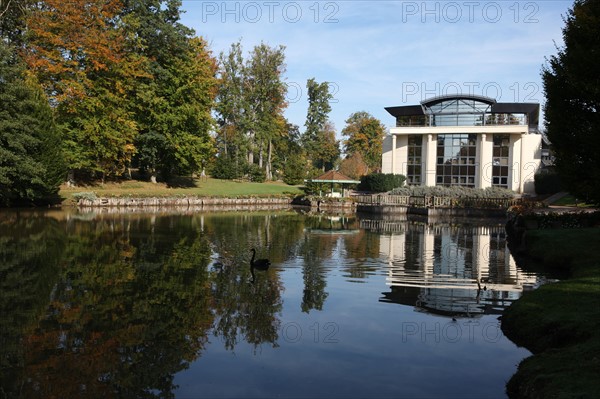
[424, 98, 492, 115]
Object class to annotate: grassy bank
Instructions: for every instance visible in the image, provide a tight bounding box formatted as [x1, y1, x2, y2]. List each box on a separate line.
[59, 178, 304, 205]
[502, 228, 600, 398]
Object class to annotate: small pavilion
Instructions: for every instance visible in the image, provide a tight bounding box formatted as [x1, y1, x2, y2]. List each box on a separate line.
[306, 170, 361, 197]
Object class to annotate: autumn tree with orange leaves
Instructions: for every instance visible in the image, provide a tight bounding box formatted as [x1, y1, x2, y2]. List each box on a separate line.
[342, 111, 386, 173]
[23, 0, 148, 181]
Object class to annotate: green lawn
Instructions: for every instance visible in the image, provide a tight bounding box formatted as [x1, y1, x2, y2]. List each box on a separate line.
[502, 228, 600, 398]
[551, 194, 595, 208]
[60, 178, 304, 205]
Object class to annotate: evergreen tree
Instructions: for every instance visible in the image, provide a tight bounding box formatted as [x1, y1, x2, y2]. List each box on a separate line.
[543, 0, 600, 204]
[0, 41, 64, 205]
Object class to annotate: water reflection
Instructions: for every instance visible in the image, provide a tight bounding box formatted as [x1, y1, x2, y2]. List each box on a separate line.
[361, 216, 543, 318]
[0, 210, 544, 398]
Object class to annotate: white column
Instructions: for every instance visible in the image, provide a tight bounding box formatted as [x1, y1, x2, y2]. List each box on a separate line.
[424, 134, 437, 186]
[397, 135, 408, 177]
[478, 133, 492, 189]
[519, 133, 525, 193]
[391, 134, 397, 174]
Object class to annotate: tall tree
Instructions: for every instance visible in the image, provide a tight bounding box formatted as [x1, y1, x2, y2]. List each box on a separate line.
[245, 43, 287, 180]
[543, 0, 600, 204]
[342, 111, 386, 173]
[23, 0, 146, 182]
[0, 40, 65, 205]
[214, 41, 288, 180]
[163, 36, 218, 176]
[124, 0, 217, 182]
[302, 78, 333, 167]
[215, 41, 248, 163]
[313, 121, 340, 172]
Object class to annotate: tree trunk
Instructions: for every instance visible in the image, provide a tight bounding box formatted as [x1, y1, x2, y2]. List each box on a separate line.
[266, 139, 273, 180]
[67, 170, 75, 187]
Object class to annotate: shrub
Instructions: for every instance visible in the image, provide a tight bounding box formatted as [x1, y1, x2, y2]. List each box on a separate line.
[534, 171, 563, 195]
[210, 156, 242, 180]
[389, 185, 516, 199]
[283, 154, 306, 185]
[358, 173, 406, 192]
[72, 192, 97, 202]
[245, 163, 266, 183]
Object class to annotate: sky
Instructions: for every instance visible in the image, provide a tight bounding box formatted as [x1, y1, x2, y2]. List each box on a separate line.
[179, 0, 573, 134]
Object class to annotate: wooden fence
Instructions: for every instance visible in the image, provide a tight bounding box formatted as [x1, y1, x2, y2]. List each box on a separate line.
[353, 195, 526, 209]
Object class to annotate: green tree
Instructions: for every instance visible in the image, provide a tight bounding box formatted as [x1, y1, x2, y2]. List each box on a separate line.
[543, 0, 600, 204]
[280, 123, 307, 184]
[0, 41, 65, 205]
[302, 78, 334, 168]
[164, 36, 218, 176]
[125, 0, 217, 182]
[214, 41, 288, 180]
[313, 121, 340, 172]
[245, 43, 288, 180]
[215, 41, 248, 166]
[342, 111, 386, 173]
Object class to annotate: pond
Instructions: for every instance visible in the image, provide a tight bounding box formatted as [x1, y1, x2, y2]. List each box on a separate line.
[0, 209, 550, 398]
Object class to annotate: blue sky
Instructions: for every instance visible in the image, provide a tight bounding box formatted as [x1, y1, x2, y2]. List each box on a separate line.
[180, 0, 572, 134]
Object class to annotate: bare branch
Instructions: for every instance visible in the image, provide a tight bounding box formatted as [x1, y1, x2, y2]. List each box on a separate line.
[0, 0, 13, 19]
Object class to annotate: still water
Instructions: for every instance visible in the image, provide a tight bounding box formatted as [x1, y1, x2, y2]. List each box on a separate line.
[0, 209, 548, 398]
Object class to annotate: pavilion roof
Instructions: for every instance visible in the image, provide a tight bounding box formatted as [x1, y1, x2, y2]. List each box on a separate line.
[310, 170, 360, 184]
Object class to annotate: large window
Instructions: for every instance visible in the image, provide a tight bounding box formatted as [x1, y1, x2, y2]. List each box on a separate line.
[407, 135, 422, 185]
[436, 134, 477, 187]
[492, 134, 510, 188]
[397, 115, 428, 127]
[426, 99, 491, 127]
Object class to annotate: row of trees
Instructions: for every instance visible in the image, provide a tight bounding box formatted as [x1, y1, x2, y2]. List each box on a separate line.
[0, 0, 387, 205]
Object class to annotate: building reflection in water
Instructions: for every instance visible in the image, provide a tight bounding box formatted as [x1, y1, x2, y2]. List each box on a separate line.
[361, 216, 544, 318]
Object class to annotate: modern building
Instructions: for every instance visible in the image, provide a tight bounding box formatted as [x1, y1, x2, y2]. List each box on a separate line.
[381, 94, 543, 194]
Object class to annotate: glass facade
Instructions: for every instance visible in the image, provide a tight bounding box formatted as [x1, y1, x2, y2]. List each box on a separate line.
[397, 115, 427, 127]
[394, 98, 527, 128]
[407, 135, 422, 185]
[436, 134, 477, 187]
[492, 134, 510, 188]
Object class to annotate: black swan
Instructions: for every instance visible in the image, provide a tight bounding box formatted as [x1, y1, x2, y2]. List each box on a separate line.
[250, 248, 270, 282]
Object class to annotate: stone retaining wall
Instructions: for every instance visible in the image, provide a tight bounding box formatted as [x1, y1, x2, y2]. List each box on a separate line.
[78, 196, 293, 208]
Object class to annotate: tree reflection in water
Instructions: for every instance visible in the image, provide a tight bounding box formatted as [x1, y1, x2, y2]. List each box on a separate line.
[0, 210, 542, 398]
[1, 213, 214, 398]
